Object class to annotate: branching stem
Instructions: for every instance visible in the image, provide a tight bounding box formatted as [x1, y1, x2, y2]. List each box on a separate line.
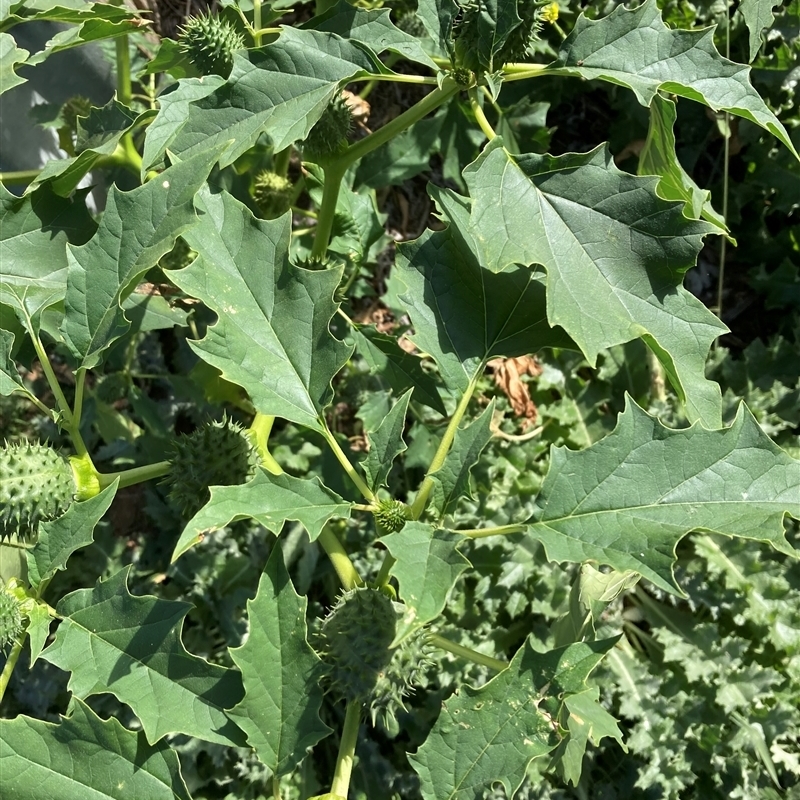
[330, 700, 361, 798]
[317, 527, 363, 591]
[457, 524, 526, 538]
[0, 637, 24, 704]
[97, 460, 171, 490]
[427, 633, 507, 672]
[320, 424, 375, 502]
[469, 87, 497, 141]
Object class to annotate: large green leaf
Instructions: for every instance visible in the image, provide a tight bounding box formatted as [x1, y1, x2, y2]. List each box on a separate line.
[228, 547, 332, 776]
[410, 637, 618, 799]
[26, 481, 117, 588]
[41, 566, 246, 746]
[639, 94, 727, 234]
[432, 401, 494, 518]
[0, 183, 95, 325]
[0, 30, 27, 94]
[351, 324, 446, 414]
[459, 139, 726, 426]
[547, 0, 797, 157]
[303, 0, 437, 69]
[525, 399, 800, 595]
[170, 190, 352, 430]
[360, 389, 411, 492]
[30, 99, 152, 197]
[740, 0, 782, 62]
[381, 522, 470, 644]
[395, 184, 575, 394]
[172, 469, 351, 561]
[149, 28, 379, 169]
[62, 146, 224, 368]
[0, 700, 192, 800]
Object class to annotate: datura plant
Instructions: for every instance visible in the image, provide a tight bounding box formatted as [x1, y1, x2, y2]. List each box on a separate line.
[0, 0, 798, 798]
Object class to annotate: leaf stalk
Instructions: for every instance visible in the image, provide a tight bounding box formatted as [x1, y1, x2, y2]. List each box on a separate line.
[427, 633, 507, 672]
[330, 700, 361, 798]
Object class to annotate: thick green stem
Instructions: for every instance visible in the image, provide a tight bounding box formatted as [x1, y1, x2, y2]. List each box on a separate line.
[97, 460, 171, 490]
[410, 373, 480, 520]
[320, 424, 375, 502]
[0, 169, 40, 185]
[469, 87, 497, 141]
[502, 63, 548, 82]
[0, 636, 24, 704]
[457, 524, 526, 539]
[330, 700, 361, 798]
[310, 81, 459, 260]
[427, 633, 507, 672]
[273, 146, 292, 178]
[253, 0, 262, 44]
[317, 527, 363, 591]
[374, 552, 396, 587]
[249, 413, 283, 475]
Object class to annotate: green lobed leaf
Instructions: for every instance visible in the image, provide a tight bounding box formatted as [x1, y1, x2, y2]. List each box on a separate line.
[26, 480, 118, 588]
[25, 600, 51, 665]
[526, 398, 800, 595]
[29, 99, 153, 197]
[460, 139, 727, 427]
[639, 94, 728, 234]
[303, 0, 437, 70]
[432, 400, 495, 519]
[0, 328, 25, 395]
[172, 469, 351, 562]
[122, 291, 189, 333]
[0, 30, 27, 94]
[547, 0, 797, 157]
[395, 183, 575, 394]
[351, 324, 446, 414]
[228, 547, 332, 776]
[410, 637, 619, 799]
[360, 389, 412, 493]
[41, 566, 246, 746]
[416, 0, 458, 57]
[0, 183, 96, 325]
[170, 190, 352, 431]
[62, 146, 225, 368]
[381, 522, 470, 644]
[149, 28, 380, 170]
[0, 699, 192, 800]
[740, 0, 782, 62]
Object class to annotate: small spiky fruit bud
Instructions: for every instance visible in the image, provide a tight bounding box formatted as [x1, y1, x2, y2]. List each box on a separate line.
[165, 418, 260, 517]
[0, 586, 24, 648]
[374, 499, 409, 533]
[253, 170, 293, 218]
[0, 442, 77, 541]
[303, 93, 354, 159]
[317, 588, 431, 730]
[177, 12, 244, 78]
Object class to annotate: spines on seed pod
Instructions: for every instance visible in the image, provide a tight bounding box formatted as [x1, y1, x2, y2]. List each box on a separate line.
[177, 12, 245, 78]
[164, 418, 260, 517]
[303, 92, 354, 159]
[253, 170, 294, 218]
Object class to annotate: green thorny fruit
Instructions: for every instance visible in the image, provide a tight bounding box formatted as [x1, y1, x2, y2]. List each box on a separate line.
[452, 0, 556, 74]
[0, 585, 24, 649]
[316, 587, 431, 732]
[303, 92, 354, 159]
[0, 442, 78, 541]
[373, 498, 409, 533]
[252, 170, 293, 218]
[165, 418, 260, 517]
[177, 12, 245, 78]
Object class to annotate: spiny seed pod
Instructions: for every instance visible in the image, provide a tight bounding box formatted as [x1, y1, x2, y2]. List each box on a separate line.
[253, 170, 293, 218]
[317, 587, 400, 703]
[60, 95, 92, 132]
[303, 93, 354, 159]
[0, 442, 77, 541]
[373, 499, 409, 533]
[0, 586, 24, 648]
[164, 418, 260, 517]
[177, 12, 244, 78]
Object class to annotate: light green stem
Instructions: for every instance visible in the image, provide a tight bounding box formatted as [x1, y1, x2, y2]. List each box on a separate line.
[116, 36, 132, 105]
[501, 63, 548, 82]
[0, 637, 24, 704]
[427, 634, 507, 672]
[310, 80, 459, 259]
[97, 460, 171, 490]
[249, 413, 283, 475]
[317, 527, 363, 591]
[410, 373, 480, 520]
[253, 0, 262, 43]
[374, 553, 396, 587]
[273, 146, 292, 178]
[321, 424, 375, 502]
[457, 524, 526, 538]
[469, 87, 497, 141]
[330, 700, 361, 798]
[0, 169, 40, 184]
